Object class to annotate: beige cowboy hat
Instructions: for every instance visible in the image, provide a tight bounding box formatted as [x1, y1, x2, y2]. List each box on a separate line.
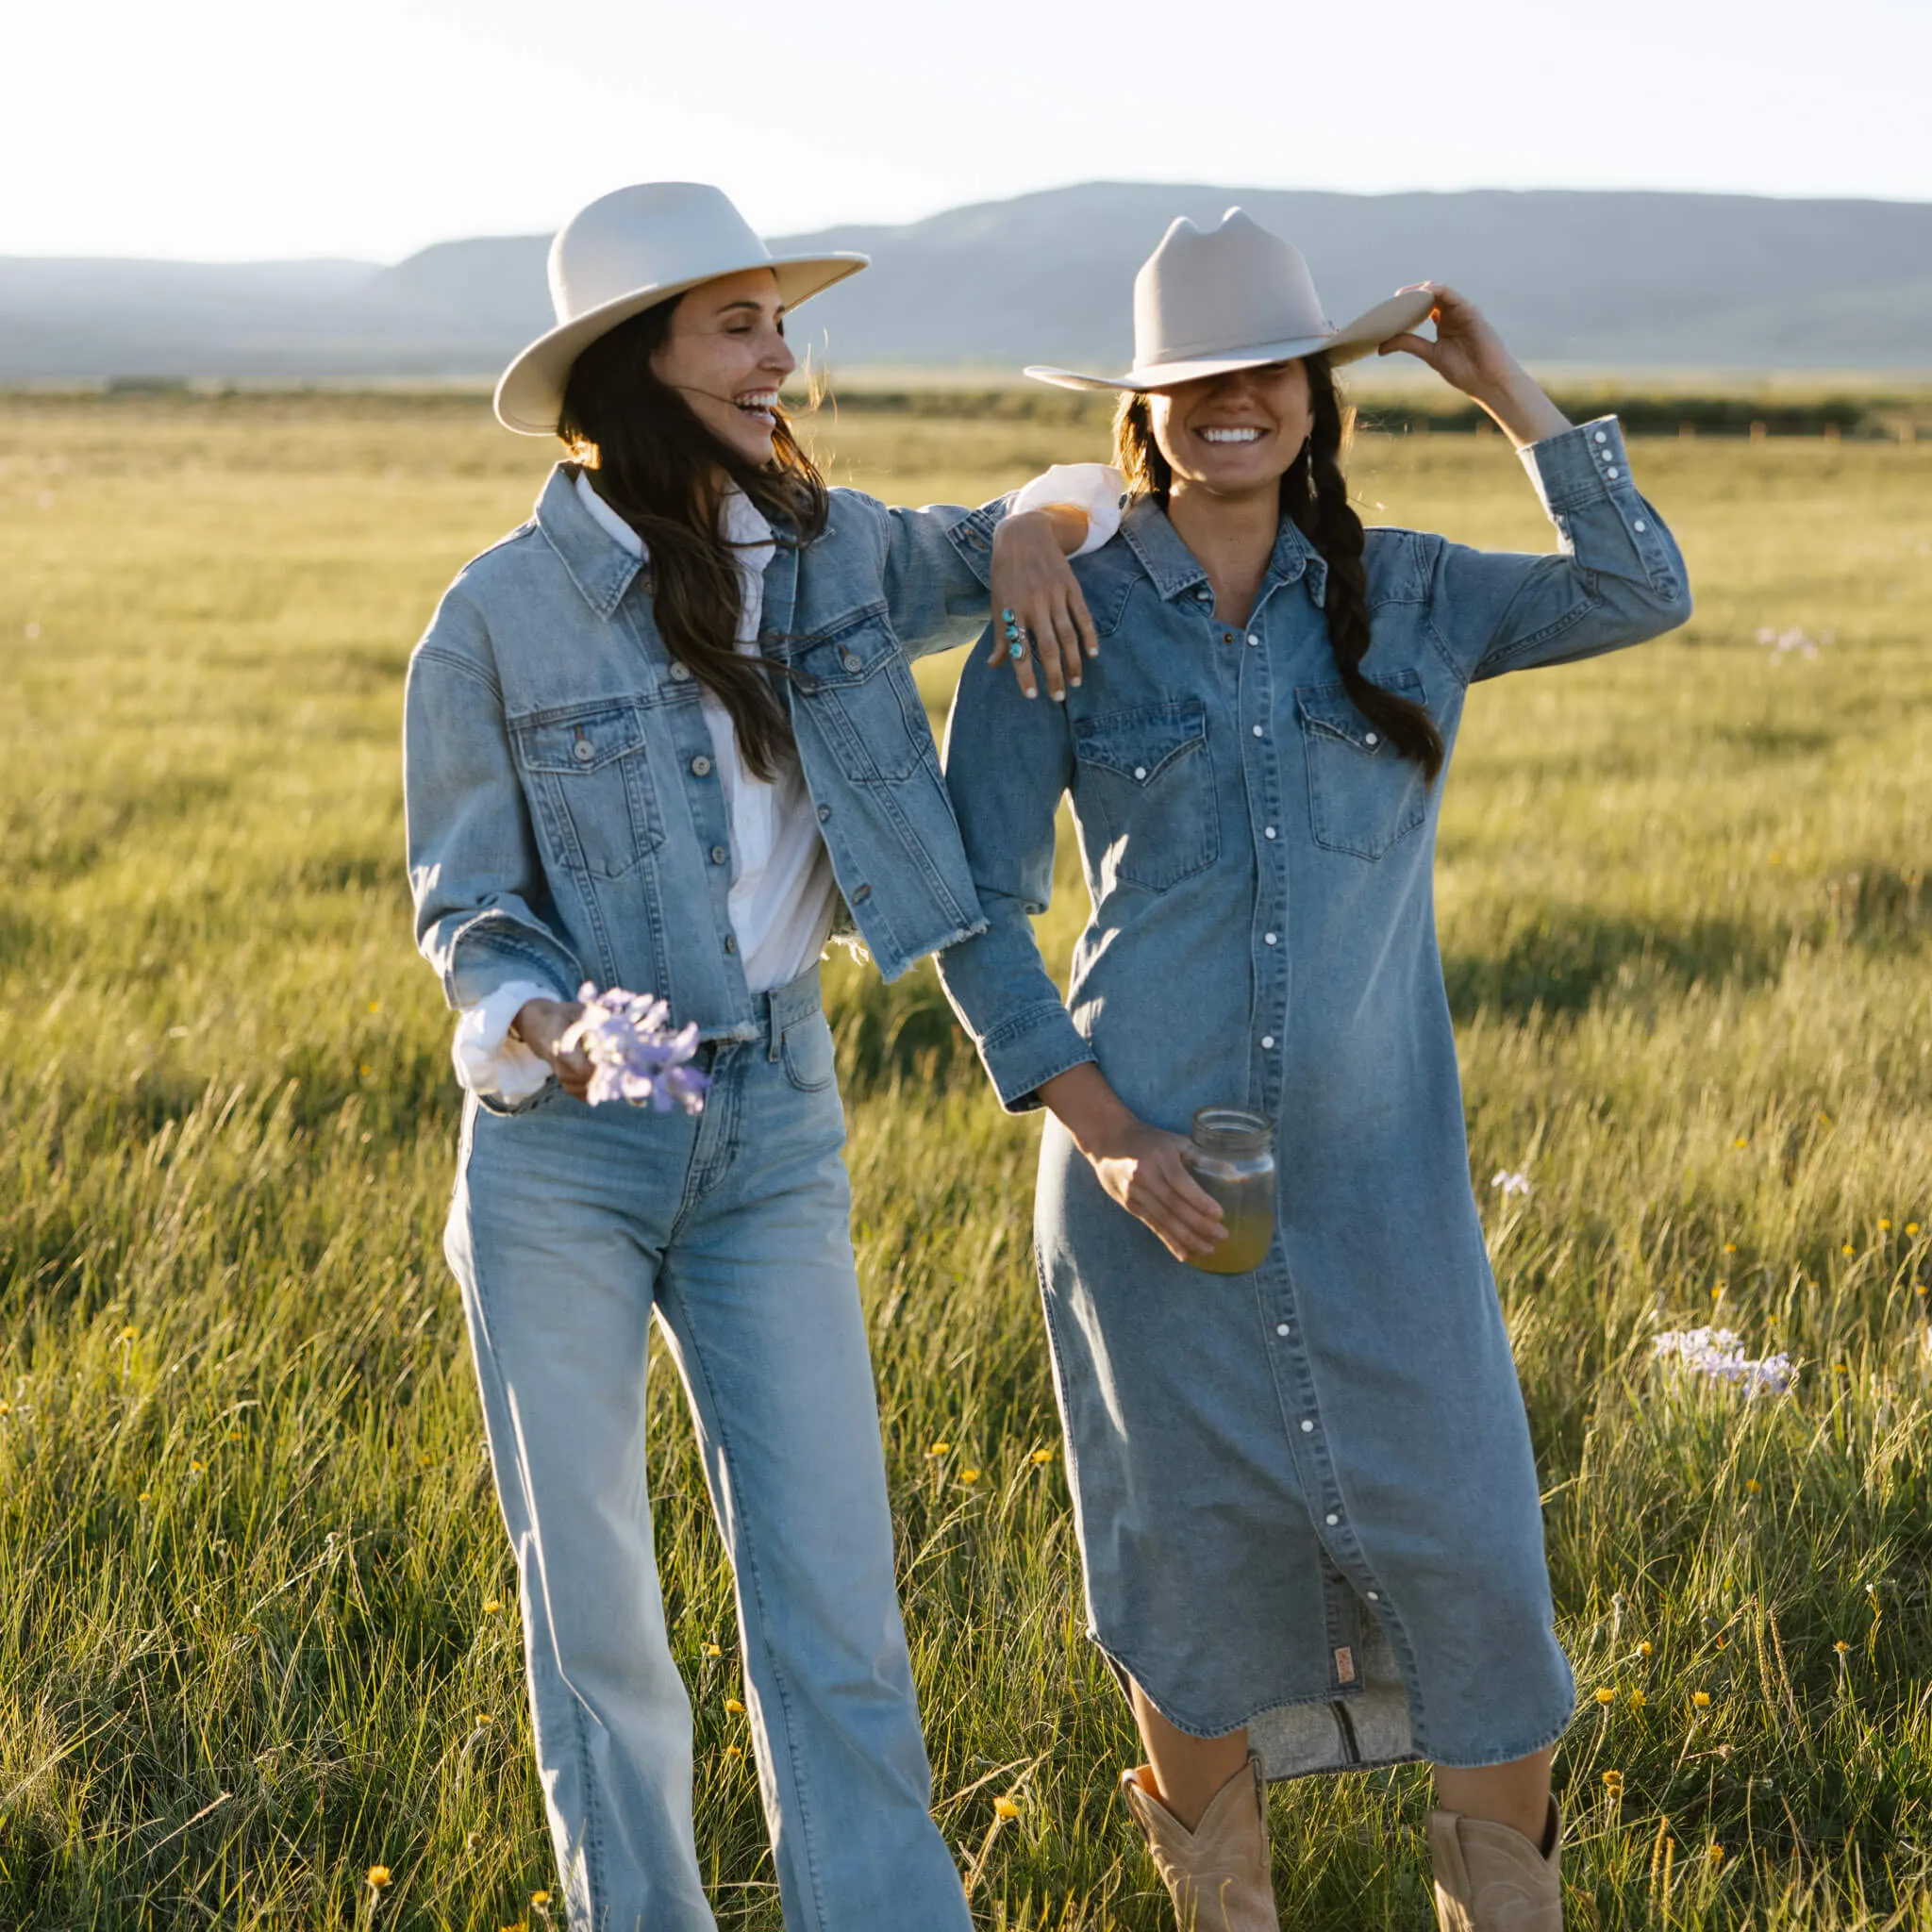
[494, 182, 870, 435]
[1026, 208, 1436, 393]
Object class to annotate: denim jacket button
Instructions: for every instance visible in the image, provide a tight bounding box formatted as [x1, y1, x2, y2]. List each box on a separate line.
[572, 741, 594, 763]
[668, 661, 692, 681]
[817, 804, 832, 823]
[841, 650, 862, 673]
[709, 845, 728, 865]
[691, 755, 713, 777]
[723, 934, 737, 954]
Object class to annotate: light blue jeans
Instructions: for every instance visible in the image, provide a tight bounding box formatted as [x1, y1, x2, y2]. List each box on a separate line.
[444, 967, 971, 1932]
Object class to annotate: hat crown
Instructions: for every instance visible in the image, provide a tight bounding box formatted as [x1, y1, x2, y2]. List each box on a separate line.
[1133, 208, 1332, 368]
[547, 182, 776, 327]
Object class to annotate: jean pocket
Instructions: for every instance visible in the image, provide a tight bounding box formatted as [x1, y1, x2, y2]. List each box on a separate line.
[1072, 697, 1219, 891]
[511, 701, 664, 879]
[780, 1008, 838, 1092]
[1296, 670, 1430, 860]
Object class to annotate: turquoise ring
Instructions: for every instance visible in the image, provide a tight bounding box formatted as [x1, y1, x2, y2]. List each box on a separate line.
[1008, 638, 1026, 661]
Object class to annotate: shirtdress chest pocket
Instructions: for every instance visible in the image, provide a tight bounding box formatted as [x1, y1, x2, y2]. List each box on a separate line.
[1073, 697, 1219, 891]
[511, 701, 665, 880]
[1295, 670, 1430, 860]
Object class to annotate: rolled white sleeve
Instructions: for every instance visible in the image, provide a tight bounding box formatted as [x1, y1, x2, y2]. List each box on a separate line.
[452, 977, 558, 1102]
[1011, 462, 1124, 558]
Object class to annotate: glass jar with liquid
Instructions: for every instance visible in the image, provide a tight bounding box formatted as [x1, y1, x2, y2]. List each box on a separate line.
[1181, 1107, 1276, 1274]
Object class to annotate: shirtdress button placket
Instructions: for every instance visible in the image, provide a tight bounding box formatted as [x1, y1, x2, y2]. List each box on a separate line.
[1241, 586, 1394, 1671]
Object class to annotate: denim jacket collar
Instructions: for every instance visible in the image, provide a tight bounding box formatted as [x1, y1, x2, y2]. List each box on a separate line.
[535, 464, 644, 620]
[1119, 495, 1328, 608]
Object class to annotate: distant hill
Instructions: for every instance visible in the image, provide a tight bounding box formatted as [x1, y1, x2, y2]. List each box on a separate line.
[3, 184, 1929, 382]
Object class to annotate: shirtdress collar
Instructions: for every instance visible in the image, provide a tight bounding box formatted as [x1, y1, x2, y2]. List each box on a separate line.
[1119, 495, 1329, 608]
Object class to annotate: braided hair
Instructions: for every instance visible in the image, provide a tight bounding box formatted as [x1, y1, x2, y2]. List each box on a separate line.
[1113, 352, 1443, 781]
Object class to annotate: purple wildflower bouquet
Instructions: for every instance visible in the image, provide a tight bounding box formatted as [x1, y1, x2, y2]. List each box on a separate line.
[560, 983, 711, 1113]
[1652, 1326, 1795, 1397]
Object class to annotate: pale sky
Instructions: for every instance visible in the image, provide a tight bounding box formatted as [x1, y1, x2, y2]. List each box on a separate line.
[8, 0, 1927, 261]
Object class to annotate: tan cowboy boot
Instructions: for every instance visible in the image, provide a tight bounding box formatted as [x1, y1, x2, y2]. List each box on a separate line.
[1121, 1755, 1282, 1932]
[1426, 1801, 1563, 1932]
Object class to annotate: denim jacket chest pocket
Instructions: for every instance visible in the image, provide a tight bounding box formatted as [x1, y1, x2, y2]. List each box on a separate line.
[1294, 667, 1430, 860]
[509, 698, 666, 880]
[1072, 697, 1219, 891]
[790, 608, 932, 785]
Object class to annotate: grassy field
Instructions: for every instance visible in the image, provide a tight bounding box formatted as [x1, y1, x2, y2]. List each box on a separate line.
[0, 388, 1928, 1930]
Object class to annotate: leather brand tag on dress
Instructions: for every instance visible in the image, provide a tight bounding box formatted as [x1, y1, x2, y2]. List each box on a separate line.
[1334, 1646, 1357, 1684]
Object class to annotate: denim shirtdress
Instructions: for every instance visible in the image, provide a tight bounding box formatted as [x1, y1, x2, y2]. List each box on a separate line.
[936, 420, 1692, 1776]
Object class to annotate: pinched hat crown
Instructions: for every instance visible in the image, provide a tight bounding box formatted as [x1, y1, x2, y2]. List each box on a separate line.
[1026, 207, 1434, 393]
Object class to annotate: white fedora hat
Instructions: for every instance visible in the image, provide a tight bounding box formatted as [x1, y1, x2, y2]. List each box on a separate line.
[494, 182, 870, 435]
[1026, 208, 1435, 393]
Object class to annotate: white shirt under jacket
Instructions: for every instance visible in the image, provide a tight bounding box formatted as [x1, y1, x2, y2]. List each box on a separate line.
[455, 462, 1122, 1102]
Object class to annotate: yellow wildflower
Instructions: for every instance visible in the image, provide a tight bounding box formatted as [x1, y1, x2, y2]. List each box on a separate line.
[1707, 1844, 1724, 1867]
[725, 1744, 742, 1760]
[1628, 1690, 1647, 1710]
[1594, 1688, 1614, 1705]
[1834, 1640, 1850, 1656]
[1746, 1478, 1760, 1493]
[702, 1641, 723, 1658]
[367, 1865, 392, 1889]
[1732, 1137, 1748, 1150]
[1841, 1244, 1856, 1257]
[993, 1795, 1022, 1820]
[475, 1712, 492, 1725]
[1602, 1770, 1624, 1790]
[1909, 1224, 1921, 1236]
[1692, 1690, 1711, 1708]
[926, 1440, 951, 1456]
[1880, 1219, 1892, 1231]
[532, 1896, 552, 1910]
[1639, 1641, 1653, 1657]
[483, 1598, 502, 1615]
[959, 1468, 981, 1484]
[1723, 1242, 1737, 1255]
[725, 1697, 745, 1714]
[1030, 1447, 1055, 1465]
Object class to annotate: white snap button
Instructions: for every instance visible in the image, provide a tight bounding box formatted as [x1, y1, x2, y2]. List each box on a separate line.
[1246, 633, 1260, 646]
[1251, 724, 1263, 739]
[1367, 1591, 1380, 1602]
[1595, 430, 1607, 442]
[1264, 826, 1277, 840]
[1260, 1035, 1275, 1049]
[1133, 765, 1147, 780]
[1364, 731, 1378, 747]
[1633, 519, 1647, 532]
[1325, 1512, 1339, 1525]
[1264, 933, 1277, 945]
[1300, 1419, 1314, 1433]
[1275, 1323, 1290, 1337]
[1606, 467, 1619, 479]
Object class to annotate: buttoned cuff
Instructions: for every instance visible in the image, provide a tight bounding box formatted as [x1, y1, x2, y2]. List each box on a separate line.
[1011, 463, 1125, 558]
[453, 978, 558, 1102]
[944, 498, 1011, 589]
[1519, 415, 1631, 517]
[974, 1000, 1098, 1114]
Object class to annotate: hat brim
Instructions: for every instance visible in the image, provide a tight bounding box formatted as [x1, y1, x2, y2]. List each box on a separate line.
[1026, 287, 1438, 393]
[493, 250, 871, 436]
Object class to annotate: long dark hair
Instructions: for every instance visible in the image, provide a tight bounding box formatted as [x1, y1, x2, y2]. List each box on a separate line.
[1113, 353, 1443, 780]
[558, 300, 829, 782]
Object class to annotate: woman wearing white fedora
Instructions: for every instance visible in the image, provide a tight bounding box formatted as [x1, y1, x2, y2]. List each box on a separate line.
[938, 209, 1692, 1931]
[404, 181, 1113, 1932]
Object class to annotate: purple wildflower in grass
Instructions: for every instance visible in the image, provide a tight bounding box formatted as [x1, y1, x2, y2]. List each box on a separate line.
[1652, 1325, 1796, 1397]
[562, 983, 711, 1113]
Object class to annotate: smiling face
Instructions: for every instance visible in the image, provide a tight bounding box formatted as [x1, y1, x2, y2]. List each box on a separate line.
[1147, 358, 1313, 501]
[648, 267, 796, 465]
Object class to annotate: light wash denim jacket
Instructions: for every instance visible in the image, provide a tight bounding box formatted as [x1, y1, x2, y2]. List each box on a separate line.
[405, 464, 1007, 1076]
[936, 418, 1693, 1124]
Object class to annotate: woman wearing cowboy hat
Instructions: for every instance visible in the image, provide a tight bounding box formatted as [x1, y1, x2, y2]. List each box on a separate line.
[404, 181, 1113, 1932]
[937, 209, 1692, 1931]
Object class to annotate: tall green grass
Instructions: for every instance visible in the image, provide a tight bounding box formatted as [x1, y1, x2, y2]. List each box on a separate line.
[0, 392, 1926, 1928]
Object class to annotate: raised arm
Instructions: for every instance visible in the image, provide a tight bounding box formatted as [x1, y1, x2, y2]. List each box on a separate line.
[1379, 285, 1692, 682]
